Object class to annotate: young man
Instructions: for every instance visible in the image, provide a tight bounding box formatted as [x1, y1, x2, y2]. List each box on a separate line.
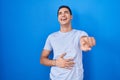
[40, 5, 96, 80]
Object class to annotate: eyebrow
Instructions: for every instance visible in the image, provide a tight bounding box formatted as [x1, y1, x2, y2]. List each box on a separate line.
[58, 10, 69, 14]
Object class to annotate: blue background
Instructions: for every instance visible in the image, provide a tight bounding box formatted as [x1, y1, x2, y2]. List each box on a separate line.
[0, 0, 120, 80]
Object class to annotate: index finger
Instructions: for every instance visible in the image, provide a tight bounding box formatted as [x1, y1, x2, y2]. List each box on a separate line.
[65, 58, 74, 62]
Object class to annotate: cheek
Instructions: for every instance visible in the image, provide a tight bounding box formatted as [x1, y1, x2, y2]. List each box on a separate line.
[58, 16, 61, 21]
[58, 18, 61, 22]
[69, 15, 72, 19]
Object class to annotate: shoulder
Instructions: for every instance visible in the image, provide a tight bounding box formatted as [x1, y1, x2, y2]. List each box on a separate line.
[47, 31, 59, 39]
[73, 29, 88, 38]
[73, 29, 87, 34]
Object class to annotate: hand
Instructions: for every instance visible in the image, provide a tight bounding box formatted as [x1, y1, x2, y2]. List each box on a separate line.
[80, 36, 96, 51]
[56, 53, 75, 69]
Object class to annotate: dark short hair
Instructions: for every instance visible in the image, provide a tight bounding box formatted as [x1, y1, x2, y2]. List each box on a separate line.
[57, 5, 72, 16]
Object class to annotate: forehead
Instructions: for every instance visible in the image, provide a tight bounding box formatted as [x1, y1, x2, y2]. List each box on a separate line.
[58, 8, 69, 12]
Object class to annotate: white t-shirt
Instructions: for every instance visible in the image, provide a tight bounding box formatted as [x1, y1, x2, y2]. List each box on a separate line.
[44, 29, 88, 80]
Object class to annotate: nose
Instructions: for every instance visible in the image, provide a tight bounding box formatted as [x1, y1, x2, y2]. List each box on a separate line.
[61, 13, 65, 17]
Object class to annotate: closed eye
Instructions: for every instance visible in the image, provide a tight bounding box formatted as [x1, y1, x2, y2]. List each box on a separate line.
[64, 11, 69, 14]
[58, 12, 62, 15]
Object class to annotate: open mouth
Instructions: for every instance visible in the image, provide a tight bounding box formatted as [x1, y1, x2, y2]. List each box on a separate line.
[61, 18, 67, 21]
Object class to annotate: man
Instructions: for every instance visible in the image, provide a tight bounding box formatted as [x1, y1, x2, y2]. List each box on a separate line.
[40, 5, 96, 80]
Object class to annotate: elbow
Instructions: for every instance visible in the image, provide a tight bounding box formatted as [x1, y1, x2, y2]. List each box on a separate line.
[40, 57, 45, 65]
[40, 57, 43, 64]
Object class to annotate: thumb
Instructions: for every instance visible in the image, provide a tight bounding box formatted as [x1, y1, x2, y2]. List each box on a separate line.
[80, 37, 88, 45]
[59, 53, 66, 58]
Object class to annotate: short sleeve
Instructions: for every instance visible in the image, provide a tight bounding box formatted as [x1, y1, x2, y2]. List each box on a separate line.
[43, 35, 52, 51]
[80, 31, 88, 38]
[78, 30, 88, 47]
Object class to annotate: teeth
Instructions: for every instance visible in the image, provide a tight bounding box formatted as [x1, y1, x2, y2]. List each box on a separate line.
[62, 18, 67, 21]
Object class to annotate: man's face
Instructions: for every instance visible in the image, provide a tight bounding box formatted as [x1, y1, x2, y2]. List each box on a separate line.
[58, 8, 72, 25]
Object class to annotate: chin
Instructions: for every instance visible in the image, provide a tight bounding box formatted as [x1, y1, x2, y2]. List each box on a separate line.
[60, 22, 68, 25]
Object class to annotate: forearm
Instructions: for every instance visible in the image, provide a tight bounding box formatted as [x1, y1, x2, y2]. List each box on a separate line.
[40, 57, 56, 66]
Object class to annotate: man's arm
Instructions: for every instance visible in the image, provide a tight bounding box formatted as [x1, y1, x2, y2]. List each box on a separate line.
[40, 49, 56, 66]
[80, 36, 96, 51]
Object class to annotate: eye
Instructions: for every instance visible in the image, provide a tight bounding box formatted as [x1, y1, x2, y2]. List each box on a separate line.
[58, 12, 62, 15]
[64, 11, 69, 14]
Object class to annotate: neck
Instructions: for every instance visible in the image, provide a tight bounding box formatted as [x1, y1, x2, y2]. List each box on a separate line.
[60, 23, 72, 32]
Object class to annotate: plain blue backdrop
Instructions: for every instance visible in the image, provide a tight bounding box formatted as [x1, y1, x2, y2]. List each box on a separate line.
[0, 0, 120, 80]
